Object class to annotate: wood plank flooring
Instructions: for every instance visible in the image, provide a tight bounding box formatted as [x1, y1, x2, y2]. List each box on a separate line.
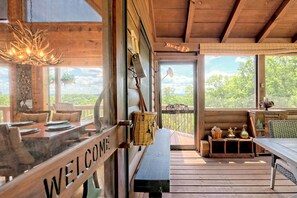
[134, 151, 297, 198]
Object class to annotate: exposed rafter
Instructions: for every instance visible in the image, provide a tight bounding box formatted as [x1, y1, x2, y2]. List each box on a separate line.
[184, 0, 196, 43]
[149, 0, 157, 42]
[293, 34, 297, 43]
[85, 0, 102, 16]
[220, 0, 247, 43]
[257, 0, 295, 43]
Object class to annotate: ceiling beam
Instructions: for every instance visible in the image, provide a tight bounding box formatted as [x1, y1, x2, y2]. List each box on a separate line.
[220, 0, 247, 43]
[85, 0, 102, 16]
[149, 0, 157, 42]
[257, 0, 295, 43]
[292, 34, 297, 43]
[184, 0, 196, 43]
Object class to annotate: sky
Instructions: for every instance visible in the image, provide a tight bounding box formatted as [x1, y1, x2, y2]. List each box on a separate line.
[49, 67, 103, 95]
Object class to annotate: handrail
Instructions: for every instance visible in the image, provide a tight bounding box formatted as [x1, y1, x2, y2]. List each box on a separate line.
[161, 107, 195, 135]
[0, 106, 10, 122]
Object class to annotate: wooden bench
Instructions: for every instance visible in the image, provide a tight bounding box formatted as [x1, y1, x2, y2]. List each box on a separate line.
[134, 129, 170, 197]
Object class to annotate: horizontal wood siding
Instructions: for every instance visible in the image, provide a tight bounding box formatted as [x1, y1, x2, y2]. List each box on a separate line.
[204, 110, 249, 139]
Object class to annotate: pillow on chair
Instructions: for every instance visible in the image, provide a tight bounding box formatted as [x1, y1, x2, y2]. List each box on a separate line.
[9, 127, 35, 165]
[52, 112, 80, 122]
[20, 113, 49, 123]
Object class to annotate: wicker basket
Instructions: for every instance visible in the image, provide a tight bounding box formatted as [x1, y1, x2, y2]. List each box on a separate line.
[133, 111, 157, 146]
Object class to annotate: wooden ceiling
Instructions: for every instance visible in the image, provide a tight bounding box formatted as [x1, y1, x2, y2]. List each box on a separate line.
[151, 0, 297, 51]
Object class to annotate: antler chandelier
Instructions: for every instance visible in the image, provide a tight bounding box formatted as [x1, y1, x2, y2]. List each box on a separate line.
[0, 20, 62, 66]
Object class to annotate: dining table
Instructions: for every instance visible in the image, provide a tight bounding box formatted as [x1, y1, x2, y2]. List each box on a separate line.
[13, 121, 93, 159]
[253, 138, 297, 167]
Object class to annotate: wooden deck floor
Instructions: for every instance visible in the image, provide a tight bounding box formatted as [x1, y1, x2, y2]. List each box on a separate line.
[134, 151, 297, 198]
[170, 130, 194, 145]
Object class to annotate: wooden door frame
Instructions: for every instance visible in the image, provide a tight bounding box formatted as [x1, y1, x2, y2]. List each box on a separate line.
[158, 61, 197, 150]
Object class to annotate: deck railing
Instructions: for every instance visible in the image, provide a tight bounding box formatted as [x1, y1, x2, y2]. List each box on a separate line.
[161, 104, 195, 134]
[74, 105, 95, 121]
[0, 106, 10, 122]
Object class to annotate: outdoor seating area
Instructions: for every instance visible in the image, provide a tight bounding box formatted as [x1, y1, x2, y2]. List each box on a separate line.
[2, 0, 297, 197]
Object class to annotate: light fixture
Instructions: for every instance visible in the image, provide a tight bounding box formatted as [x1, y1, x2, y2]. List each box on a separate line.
[0, 0, 62, 66]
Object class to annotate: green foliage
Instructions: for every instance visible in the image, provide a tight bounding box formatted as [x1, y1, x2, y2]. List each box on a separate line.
[266, 56, 297, 108]
[205, 57, 255, 108]
[0, 93, 10, 106]
[50, 94, 98, 106]
[162, 86, 193, 106]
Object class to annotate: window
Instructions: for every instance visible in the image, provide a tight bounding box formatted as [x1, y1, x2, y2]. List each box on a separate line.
[265, 56, 297, 108]
[0, 0, 7, 20]
[26, 0, 101, 22]
[205, 56, 256, 108]
[49, 67, 102, 121]
[0, 66, 10, 122]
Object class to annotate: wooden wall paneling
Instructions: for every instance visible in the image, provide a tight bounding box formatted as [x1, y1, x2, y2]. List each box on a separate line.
[0, 23, 103, 68]
[131, 0, 154, 47]
[204, 110, 249, 138]
[197, 54, 205, 151]
[205, 114, 248, 123]
[56, 58, 103, 67]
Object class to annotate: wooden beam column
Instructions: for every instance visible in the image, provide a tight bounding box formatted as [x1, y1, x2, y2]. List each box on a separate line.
[257, 55, 265, 108]
[7, 0, 23, 21]
[31, 66, 49, 111]
[196, 54, 205, 151]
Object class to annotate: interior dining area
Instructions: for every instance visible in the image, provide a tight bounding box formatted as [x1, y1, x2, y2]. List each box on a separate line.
[2, 0, 297, 197]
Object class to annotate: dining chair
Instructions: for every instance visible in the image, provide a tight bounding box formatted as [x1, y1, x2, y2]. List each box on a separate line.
[268, 120, 297, 189]
[0, 124, 37, 183]
[52, 110, 82, 122]
[53, 103, 74, 111]
[19, 111, 51, 123]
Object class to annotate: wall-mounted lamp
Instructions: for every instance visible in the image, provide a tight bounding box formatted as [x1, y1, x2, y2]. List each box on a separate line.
[162, 67, 174, 80]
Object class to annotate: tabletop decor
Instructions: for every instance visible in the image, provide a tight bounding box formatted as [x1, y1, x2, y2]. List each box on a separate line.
[260, 97, 274, 110]
[211, 126, 222, 139]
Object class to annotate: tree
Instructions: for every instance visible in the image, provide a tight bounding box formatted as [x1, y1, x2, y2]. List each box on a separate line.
[266, 56, 297, 108]
[205, 57, 255, 108]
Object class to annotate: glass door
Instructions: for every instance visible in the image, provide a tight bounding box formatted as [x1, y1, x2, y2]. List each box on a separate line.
[160, 62, 196, 149]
